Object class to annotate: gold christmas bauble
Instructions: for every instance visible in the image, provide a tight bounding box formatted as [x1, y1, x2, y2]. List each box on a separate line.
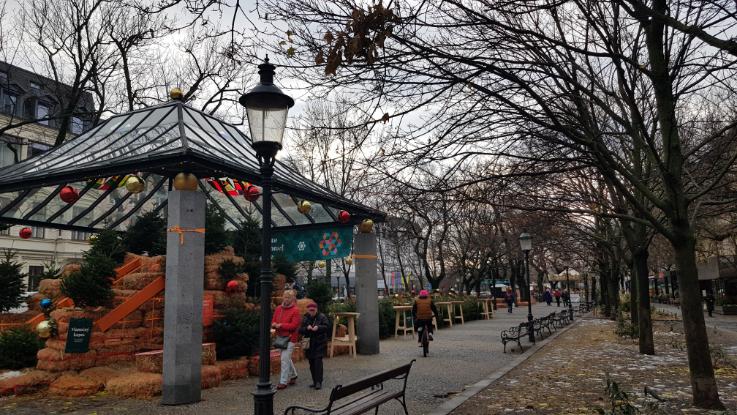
[170, 87, 184, 100]
[359, 219, 374, 233]
[317, 260, 326, 269]
[36, 320, 52, 339]
[125, 176, 145, 193]
[297, 200, 312, 214]
[345, 257, 353, 266]
[173, 173, 199, 191]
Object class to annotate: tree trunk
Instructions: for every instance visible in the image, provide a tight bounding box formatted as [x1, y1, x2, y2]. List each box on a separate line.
[630, 261, 639, 328]
[672, 232, 723, 408]
[607, 262, 620, 320]
[635, 249, 655, 354]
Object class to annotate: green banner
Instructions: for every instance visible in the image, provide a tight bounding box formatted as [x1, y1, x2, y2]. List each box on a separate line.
[272, 226, 353, 262]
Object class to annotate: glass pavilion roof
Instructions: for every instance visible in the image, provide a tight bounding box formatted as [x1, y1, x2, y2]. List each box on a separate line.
[0, 101, 385, 232]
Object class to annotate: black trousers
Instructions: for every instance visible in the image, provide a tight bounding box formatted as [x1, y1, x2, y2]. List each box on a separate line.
[308, 357, 323, 384]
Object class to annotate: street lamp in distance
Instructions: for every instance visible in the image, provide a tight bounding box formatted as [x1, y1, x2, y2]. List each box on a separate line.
[519, 231, 534, 343]
[239, 56, 294, 415]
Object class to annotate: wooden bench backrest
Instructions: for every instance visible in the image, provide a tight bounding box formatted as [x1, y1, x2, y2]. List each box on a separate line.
[329, 360, 415, 402]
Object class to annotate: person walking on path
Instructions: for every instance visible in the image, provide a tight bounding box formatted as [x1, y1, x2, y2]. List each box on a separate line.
[554, 289, 561, 307]
[272, 290, 301, 390]
[562, 289, 571, 308]
[705, 292, 716, 317]
[299, 301, 330, 390]
[543, 288, 553, 306]
[504, 288, 515, 313]
[412, 289, 439, 345]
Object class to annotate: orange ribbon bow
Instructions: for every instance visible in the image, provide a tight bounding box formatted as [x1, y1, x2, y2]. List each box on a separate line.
[167, 226, 206, 245]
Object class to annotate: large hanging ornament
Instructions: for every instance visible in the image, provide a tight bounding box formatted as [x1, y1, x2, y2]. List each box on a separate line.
[338, 210, 351, 224]
[40, 298, 53, 310]
[317, 260, 326, 269]
[125, 176, 145, 193]
[359, 219, 374, 233]
[345, 257, 353, 266]
[19, 227, 32, 239]
[59, 186, 79, 204]
[245, 185, 261, 202]
[36, 320, 52, 339]
[173, 173, 198, 191]
[297, 200, 312, 214]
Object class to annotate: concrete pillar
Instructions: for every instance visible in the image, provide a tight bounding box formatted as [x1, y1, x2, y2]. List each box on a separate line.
[354, 231, 379, 355]
[162, 190, 206, 405]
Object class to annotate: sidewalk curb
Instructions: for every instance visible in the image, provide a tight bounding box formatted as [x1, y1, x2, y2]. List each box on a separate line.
[427, 318, 582, 415]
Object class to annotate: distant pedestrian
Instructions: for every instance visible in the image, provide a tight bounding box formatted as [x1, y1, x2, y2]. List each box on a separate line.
[563, 289, 571, 307]
[505, 289, 515, 313]
[299, 302, 329, 390]
[705, 292, 715, 317]
[543, 289, 553, 306]
[554, 289, 561, 307]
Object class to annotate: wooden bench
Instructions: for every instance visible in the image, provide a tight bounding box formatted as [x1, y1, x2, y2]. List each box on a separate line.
[283, 360, 415, 415]
[501, 323, 528, 353]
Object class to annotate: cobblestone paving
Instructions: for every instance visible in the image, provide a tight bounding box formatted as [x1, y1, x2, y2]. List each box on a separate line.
[1, 303, 558, 415]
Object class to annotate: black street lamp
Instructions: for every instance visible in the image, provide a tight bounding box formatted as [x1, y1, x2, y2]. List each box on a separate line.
[519, 232, 534, 343]
[565, 267, 574, 321]
[239, 57, 294, 415]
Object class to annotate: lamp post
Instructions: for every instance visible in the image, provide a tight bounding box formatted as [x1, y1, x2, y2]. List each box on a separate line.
[565, 267, 574, 321]
[519, 232, 534, 343]
[239, 56, 294, 415]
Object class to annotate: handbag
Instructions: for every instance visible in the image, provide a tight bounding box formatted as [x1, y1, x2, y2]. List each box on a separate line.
[272, 307, 291, 349]
[273, 335, 290, 350]
[300, 336, 310, 351]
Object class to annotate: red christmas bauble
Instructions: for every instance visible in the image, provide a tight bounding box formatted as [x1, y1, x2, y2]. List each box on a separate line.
[226, 280, 239, 291]
[245, 185, 261, 202]
[19, 227, 32, 239]
[59, 186, 79, 204]
[338, 210, 351, 224]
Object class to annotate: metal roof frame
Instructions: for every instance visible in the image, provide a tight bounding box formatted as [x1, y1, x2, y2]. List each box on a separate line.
[0, 101, 385, 233]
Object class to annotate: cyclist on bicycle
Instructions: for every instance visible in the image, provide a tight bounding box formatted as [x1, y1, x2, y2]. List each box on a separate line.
[412, 289, 438, 345]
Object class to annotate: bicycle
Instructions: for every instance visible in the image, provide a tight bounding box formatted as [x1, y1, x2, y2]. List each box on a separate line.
[416, 320, 431, 357]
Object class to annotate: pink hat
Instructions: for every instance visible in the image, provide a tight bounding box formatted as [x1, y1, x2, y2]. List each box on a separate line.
[419, 290, 429, 297]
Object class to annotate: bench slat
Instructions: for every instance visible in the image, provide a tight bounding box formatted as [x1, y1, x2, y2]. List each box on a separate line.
[330, 361, 413, 401]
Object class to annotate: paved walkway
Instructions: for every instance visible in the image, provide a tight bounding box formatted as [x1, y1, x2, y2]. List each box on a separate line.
[653, 303, 737, 335]
[1, 303, 564, 415]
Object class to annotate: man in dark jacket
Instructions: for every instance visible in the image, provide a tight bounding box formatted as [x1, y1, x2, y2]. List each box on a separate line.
[299, 302, 330, 389]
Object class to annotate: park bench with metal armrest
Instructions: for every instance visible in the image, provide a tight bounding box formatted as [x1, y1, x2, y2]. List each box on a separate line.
[542, 313, 556, 335]
[553, 310, 569, 328]
[283, 360, 415, 415]
[501, 322, 529, 353]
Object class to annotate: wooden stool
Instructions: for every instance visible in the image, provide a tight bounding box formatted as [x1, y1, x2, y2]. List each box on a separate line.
[393, 305, 414, 338]
[452, 301, 465, 324]
[330, 312, 359, 358]
[480, 299, 493, 319]
[436, 302, 454, 327]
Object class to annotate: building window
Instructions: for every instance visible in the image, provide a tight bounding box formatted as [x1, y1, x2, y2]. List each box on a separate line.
[29, 143, 50, 158]
[0, 226, 10, 236]
[1, 90, 16, 115]
[29, 82, 41, 91]
[28, 265, 44, 292]
[71, 116, 84, 134]
[31, 226, 45, 239]
[0, 141, 17, 168]
[0, 71, 7, 83]
[37, 103, 49, 125]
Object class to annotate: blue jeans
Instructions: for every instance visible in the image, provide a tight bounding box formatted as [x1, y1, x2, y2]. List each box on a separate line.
[279, 341, 297, 385]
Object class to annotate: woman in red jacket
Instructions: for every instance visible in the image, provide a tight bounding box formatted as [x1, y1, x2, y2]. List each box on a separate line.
[272, 290, 301, 389]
